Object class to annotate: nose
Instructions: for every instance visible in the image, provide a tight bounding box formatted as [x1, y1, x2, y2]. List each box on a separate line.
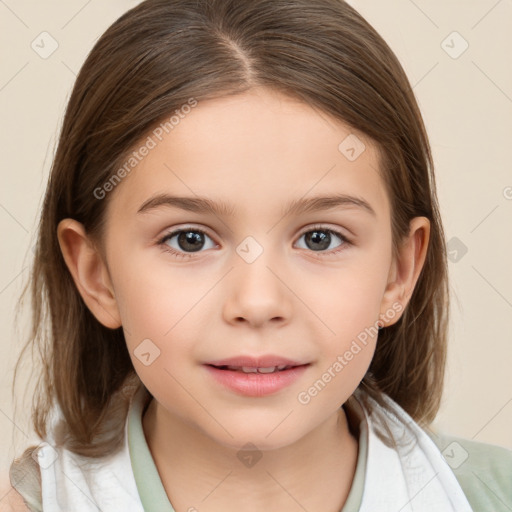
[222, 251, 292, 328]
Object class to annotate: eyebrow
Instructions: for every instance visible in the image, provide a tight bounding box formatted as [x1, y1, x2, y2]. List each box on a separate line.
[136, 192, 376, 218]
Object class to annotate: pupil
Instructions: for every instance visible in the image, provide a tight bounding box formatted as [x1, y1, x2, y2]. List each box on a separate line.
[306, 230, 330, 251]
[178, 231, 204, 252]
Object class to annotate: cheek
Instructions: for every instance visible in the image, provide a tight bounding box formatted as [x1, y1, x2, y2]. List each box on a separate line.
[109, 246, 205, 333]
[302, 248, 391, 377]
[308, 260, 390, 335]
[109, 258, 219, 390]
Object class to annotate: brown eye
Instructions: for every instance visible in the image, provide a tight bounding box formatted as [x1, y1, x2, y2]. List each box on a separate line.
[159, 228, 216, 258]
[174, 231, 206, 252]
[295, 226, 349, 255]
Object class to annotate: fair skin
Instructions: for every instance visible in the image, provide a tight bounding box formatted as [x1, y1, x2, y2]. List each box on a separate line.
[0, 479, 30, 512]
[56, 87, 429, 512]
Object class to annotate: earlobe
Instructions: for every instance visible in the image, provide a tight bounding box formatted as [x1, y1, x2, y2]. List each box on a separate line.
[57, 218, 122, 329]
[379, 217, 430, 327]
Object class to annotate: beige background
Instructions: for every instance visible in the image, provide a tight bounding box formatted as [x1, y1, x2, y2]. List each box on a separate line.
[1, 0, 511, 484]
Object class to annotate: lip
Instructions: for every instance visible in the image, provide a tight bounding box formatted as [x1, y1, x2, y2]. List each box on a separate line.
[204, 354, 309, 368]
[203, 363, 311, 397]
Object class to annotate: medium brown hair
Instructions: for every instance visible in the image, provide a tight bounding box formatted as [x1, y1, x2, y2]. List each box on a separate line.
[12, 0, 448, 459]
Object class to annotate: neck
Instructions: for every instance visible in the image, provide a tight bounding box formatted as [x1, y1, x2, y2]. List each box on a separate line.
[142, 398, 359, 512]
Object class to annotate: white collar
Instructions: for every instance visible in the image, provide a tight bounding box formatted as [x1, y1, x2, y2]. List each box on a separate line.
[348, 388, 474, 511]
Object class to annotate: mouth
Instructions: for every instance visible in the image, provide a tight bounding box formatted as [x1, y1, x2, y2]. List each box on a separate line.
[205, 364, 306, 374]
[203, 363, 311, 397]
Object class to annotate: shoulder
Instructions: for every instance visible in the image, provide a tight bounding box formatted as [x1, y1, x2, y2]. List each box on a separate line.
[426, 429, 512, 511]
[0, 476, 33, 512]
[3, 446, 43, 512]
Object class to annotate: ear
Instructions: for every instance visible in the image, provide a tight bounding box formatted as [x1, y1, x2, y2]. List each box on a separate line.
[57, 218, 122, 329]
[379, 216, 430, 327]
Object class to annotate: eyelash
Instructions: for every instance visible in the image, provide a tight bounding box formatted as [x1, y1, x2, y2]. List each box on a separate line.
[156, 224, 352, 260]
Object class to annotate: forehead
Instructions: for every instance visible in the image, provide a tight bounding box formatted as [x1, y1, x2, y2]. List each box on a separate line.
[107, 87, 388, 219]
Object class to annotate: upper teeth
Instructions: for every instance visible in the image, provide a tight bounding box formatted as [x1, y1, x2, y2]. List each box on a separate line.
[226, 365, 290, 373]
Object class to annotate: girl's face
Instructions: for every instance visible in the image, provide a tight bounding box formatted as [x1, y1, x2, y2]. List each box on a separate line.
[71, 87, 422, 450]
